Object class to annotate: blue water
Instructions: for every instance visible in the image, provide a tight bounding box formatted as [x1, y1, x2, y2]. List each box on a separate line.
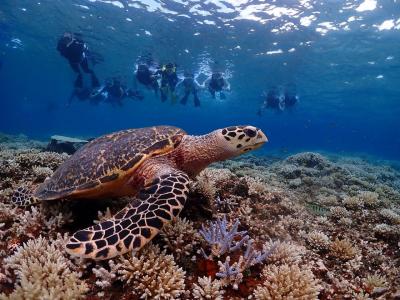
[0, 0, 399, 159]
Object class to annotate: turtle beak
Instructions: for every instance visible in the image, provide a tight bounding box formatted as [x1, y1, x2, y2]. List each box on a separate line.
[253, 129, 268, 149]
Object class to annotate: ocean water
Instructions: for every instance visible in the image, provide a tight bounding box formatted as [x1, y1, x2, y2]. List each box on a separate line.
[0, 0, 399, 160]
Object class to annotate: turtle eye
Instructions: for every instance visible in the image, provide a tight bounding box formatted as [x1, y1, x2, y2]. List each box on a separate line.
[244, 128, 257, 138]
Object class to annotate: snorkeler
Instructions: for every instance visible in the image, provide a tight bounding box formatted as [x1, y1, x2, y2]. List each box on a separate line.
[284, 91, 299, 109]
[57, 32, 100, 89]
[204, 72, 231, 100]
[99, 77, 143, 106]
[257, 87, 298, 115]
[157, 63, 179, 103]
[176, 72, 202, 107]
[68, 74, 105, 106]
[257, 88, 281, 116]
[134, 63, 160, 94]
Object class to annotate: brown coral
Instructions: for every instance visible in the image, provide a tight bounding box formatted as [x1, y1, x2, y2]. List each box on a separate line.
[1, 235, 88, 300]
[253, 264, 321, 300]
[330, 238, 358, 260]
[115, 244, 186, 299]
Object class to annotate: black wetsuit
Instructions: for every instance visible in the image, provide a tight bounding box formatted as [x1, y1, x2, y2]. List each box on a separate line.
[208, 73, 225, 99]
[57, 35, 100, 88]
[284, 92, 297, 108]
[266, 90, 280, 109]
[159, 67, 178, 102]
[101, 80, 143, 106]
[136, 65, 159, 93]
[180, 77, 200, 107]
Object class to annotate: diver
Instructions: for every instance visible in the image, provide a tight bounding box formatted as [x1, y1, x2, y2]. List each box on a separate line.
[284, 91, 299, 109]
[134, 63, 159, 94]
[157, 63, 179, 103]
[68, 74, 105, 106]
[257, 88, 283, 116]
[176, 72, 202, 107]
[99, 77, 143, 106]
[57, 32, 100, 89]
[204, 72, 231, 99]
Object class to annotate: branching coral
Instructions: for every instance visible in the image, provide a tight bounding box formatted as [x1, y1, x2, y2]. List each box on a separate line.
[307, 231, 330, 250]
[161, 217, 201, 261]
[343, 195, 364, 209]
[245, 176, 269, 196]
[199, 216, 249, 259]
[192, 276, 224, 300]
[252, 264, 321, 300]
[92, 260, 117, 289]
[359, 191, 380, 208]
[330, 238, 359, 260]
[363, 273, 388, 294]
[216, 240, 276, 289]
[380, 208, 400, 224]
[115, 244, 186, 299]
[1, 235, 88, 300]
[329, 206, 351, 219]
[262, 240, 306, 265]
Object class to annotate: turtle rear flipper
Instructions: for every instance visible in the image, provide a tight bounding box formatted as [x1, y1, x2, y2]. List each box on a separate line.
[11, 186, 38, 207]
[66, 170, 190, 260]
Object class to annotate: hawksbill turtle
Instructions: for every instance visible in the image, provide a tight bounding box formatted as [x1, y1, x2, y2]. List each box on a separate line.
[11, 125, 267, 260]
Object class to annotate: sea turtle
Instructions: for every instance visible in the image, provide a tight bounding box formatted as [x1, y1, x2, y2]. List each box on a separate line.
[11, 125, 267, 260]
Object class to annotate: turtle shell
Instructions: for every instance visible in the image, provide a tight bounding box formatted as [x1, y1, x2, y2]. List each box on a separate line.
[34, 126, 186, 200]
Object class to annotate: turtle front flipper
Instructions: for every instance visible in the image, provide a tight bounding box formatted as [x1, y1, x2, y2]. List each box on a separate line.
[11, 186, 38, 207]
[66, 170, 190, 260]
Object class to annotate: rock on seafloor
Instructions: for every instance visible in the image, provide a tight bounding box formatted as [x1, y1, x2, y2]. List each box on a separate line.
[0, 134, 399, 300]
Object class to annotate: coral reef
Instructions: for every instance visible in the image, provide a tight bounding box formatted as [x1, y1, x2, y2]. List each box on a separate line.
[192, 276, 224, 299]
[252, 264, 321, 300]
[0, 235, 88, 300]
[116, 244, 186, 299]
[1, 133, 400, 299]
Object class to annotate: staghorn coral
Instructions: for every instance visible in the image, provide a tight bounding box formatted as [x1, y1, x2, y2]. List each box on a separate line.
[330, 238, 359, 260]
[115, 244, 186, 299]
[329, 206, 351, 219]
[343, 195, 364, 209]
[307, 231, 330, 250]
[1, 235, 88, 300]
[160, 217, 201, 261]
[192, 276, 224, 300]
[32, 166, 53, 182]
[92, 261, 117, 289]
[263, 240, 305, 265]
[358, 191, 380, 208]
[380, 208, 400, 224]
[194, 176, 217, 202]
[338, 217, 353, 227]
[199, 217, 249, 259]
[363, 273, 388, 294]
[216, 240, 276, 289]
[245, 176, 269, 196]
[252, 264, 321, 300]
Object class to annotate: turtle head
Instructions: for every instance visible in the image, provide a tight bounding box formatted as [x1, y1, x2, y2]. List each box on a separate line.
[216, 125, 268, 157]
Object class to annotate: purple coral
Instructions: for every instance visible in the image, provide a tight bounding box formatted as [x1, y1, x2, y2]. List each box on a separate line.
[216, 240, 277, 289]
[199, 216, 249, 258]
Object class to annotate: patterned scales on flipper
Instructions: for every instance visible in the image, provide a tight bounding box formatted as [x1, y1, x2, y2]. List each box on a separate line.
[11, 186, 38, 207]
[65, 170, 190, 260]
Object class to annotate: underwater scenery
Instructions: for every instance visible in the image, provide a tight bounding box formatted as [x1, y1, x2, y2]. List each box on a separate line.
[0, 0, 400, 299]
